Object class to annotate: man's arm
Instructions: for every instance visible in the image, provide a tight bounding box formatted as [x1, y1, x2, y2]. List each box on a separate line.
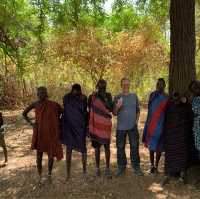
[22, 102, 37, 126]
[113, 95, 123, 115]
[113, 96, 118, 115]
[0, 112, 3, 127]
[88, 94, 92, 112]
[106, 93, 113, 112]
[136, 95, 140, 125]
[57, 103, 63, 117]
[83, 95, 88, 112]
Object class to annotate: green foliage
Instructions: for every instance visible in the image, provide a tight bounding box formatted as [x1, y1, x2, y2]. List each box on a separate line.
[136, 0, 169, 27]
[0, 0, 170, 105]
[0, 0, 37, 75]
[105, 4, 143, 32]
[51, 0, 106, 30]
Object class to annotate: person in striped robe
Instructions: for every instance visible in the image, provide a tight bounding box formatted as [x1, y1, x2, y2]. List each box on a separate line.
[88, 79, 113, 178]
[163, 92, 193, 185]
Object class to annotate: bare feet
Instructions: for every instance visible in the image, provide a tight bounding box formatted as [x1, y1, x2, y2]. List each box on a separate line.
[65, 175, 71, 182]
[47, 174, 52, 184]
[0, 161, 8, 168]
[105, 168, 112, 179]
[82, 172, 88, 183]
[161, 176, 170, 187]
[38, 175, 42, 186]
[149, 166, 158, 175]
[95, 168, 101, 177]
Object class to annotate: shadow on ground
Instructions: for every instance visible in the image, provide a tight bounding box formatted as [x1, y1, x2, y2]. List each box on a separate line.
[1, 109, 200, 199]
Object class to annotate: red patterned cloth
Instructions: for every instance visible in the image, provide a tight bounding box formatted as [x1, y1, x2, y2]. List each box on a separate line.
[89, 95, 112, 144]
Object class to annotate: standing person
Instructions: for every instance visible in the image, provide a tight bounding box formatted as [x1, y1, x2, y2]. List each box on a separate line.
[114, 77, 143, 176]
[188, 81, 200, 165]
[61, 84, 88, 180]
[163, 92, 193, 185]
[0, 112, 8, 166]
[23, 87, 63, 183]
[192, 80, 200, 156]
[142, 78, 168, 174]
[88, 79, 113, 178]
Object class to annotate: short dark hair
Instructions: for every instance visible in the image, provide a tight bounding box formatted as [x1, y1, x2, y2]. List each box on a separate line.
[96, 79, 107, 90]
[71, 84, 82, 94]
[37, 86, 47, 94]
[189, 80, 197, 91]
[157, 78, 165, 84]
[71, 84, 82, 92]
[173, 91, 180, 98]
[37, 86, 48, 98]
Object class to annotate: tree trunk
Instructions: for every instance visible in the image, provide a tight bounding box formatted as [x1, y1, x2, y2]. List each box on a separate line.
[169, 0, 196, 94]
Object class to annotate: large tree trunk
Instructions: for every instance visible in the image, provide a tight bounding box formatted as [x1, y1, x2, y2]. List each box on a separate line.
[170, 0, 200, 186]
[169, 0, 196, 94]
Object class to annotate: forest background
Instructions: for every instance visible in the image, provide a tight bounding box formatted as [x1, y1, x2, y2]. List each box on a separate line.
[1, 0, 200, 107]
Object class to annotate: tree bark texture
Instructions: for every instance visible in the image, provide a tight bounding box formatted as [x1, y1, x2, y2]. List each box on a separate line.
[169, 0, 196, 94]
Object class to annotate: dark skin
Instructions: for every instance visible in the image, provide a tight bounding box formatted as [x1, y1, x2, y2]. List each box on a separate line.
[187, 81, 200, 104]
[23, 88, 48, 126]
[149, 80, 167, 173]
[94, 144, 110, 174]
[66, 148, 87, 180]
[22, 88, 54, 182]
[65, 90, 87, 180]
[192, 81, 200, 97]
[0, 113, 8, 165]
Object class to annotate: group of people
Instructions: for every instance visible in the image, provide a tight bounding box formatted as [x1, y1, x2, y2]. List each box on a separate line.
[22, 77, 143, 182]
[1, 77, 200, 185]
[143, 79, 200, 185]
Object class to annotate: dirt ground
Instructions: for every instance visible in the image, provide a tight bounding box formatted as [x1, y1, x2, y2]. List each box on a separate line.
[1, 109, 200, 199]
